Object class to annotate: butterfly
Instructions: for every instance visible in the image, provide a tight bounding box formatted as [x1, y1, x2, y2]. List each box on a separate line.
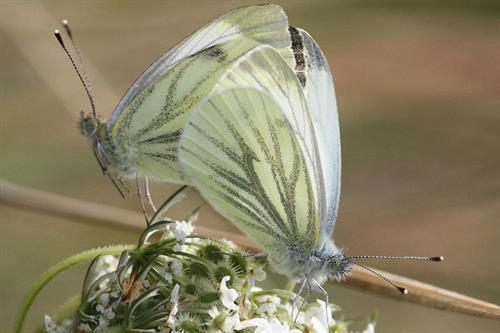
[177, 25, 347, 295]
[55, 5, 298, 205]
[177, 23, 443, 300]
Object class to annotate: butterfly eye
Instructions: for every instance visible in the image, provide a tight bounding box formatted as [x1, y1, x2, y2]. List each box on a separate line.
[328, 258, 341, 269]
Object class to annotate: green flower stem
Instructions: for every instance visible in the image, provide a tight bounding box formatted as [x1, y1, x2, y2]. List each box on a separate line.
[13, 244, 133, 333]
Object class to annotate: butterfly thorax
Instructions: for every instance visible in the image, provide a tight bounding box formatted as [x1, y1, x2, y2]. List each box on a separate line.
[79, 112, 134, 176]
[268, 238, 352, 282]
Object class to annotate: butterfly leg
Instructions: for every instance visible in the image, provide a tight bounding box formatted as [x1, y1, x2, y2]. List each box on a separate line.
[241, 252, 268, 258]
[292, 277, 308, 322]
[294, 279, 313, 323]
[311, 279, 330, 328]
[136, 173, 149, 224]
[144, 177, 157, 212]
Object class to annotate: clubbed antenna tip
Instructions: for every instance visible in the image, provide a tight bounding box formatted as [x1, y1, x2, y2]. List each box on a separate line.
[53, 21, 97, 117]
[431, 256, 444, 262]
[61, 18, 73, 39]
[54, 29, 64, 46]
[397, 286, 409, 295]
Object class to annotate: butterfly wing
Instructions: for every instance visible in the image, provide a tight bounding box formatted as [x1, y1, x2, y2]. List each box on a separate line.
[109, 4, 293, 126]
[296, 28, 341, 239]
[179, 88, 319, 257]
[179, 46, 321, 261]
[109, 38, 268, 183]
[218, 28, 342, 243]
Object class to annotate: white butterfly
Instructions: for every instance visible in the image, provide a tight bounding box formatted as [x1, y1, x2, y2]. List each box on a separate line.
[73, 5, 297, 200]
[177, 22, 442, 298]
[178, 26, 347, 294]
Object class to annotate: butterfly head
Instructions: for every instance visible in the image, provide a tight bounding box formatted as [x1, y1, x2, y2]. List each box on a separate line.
[325, 253, 352, 281]
[79, 111, 104, 139]
[79, 111, 111, 170]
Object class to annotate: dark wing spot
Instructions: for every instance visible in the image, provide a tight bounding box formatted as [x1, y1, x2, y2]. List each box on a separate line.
[203, 45, 228, 63]
[288, 26, 306, 87]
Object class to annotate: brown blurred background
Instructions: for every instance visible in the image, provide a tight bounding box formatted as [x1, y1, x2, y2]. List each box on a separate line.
[1, 0, 499, 332]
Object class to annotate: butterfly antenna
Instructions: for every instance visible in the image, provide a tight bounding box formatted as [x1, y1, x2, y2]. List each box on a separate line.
[346, 255, 444, 262]
[54, 27, 97, 117]
[118, 177, 131, 194]
[61, 19, 93, 93]
[92, 146, 127, 198]
[107, 173, 126, 198]
[349, 260, 408, 295]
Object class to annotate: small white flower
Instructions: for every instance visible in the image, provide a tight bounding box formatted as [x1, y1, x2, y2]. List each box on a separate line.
[362, 322, 376, 333]
[158, 266, 174, 283]
[246, 266, 266, 296]
[143, 279, 151, 288]
[103, 306, 115, 320]
[167, 283, 181, 325]
[98, 293, 110, 306]
[171, 220, 194, 241]
[250, 286, 263, 293]
[95, 317, 109, 332]
[237, 318, 268, 330]
[222, 313, 241, 332]
[102, 255, 118, 269]
[164, 271, 173, 284]
[171, 260, 182, 275]
[303, 299, 335, 333]
[95, 256, 119, 289]
[238, 317, 301, 333]
[96, 304, 105, 313]
[44, 315, 56, 331]
[171, 283, 180, 305]
[219, 276, 238, 310]
[256, 294, 281, 315]
[173, 243, 184, 252]
[78, 323, 92, 332]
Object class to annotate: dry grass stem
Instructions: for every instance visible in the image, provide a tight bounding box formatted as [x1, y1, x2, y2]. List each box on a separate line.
[1, 178, 499, 320]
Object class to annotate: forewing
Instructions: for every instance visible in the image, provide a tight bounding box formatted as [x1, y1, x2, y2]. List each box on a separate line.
[298, 28, 341, 237]
[110, 38, 264, 183]
[179, 87, 319, 255]
[109, 4, 293, 126]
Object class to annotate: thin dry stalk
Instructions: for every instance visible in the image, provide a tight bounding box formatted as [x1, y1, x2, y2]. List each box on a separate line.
[1, 179, 499, 320]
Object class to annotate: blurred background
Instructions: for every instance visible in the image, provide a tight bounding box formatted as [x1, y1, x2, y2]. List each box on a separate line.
[1, 0, 499, 332]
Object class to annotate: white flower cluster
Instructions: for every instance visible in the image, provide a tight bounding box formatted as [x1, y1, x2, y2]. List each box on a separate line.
[209, 274, 371, 333]
[41, 220, 375, 333]
[170, 220, 194, 242]
[44, 316, 73, 333]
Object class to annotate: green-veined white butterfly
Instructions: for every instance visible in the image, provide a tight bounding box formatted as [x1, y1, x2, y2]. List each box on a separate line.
[56, 5, 297, 205]
[178, 24, 443, 297]
[178, 29, 347, 287]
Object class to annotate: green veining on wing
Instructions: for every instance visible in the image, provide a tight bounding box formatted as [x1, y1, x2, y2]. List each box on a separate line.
[180, 87, 318, 256]
[109, 39, 264, 183]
